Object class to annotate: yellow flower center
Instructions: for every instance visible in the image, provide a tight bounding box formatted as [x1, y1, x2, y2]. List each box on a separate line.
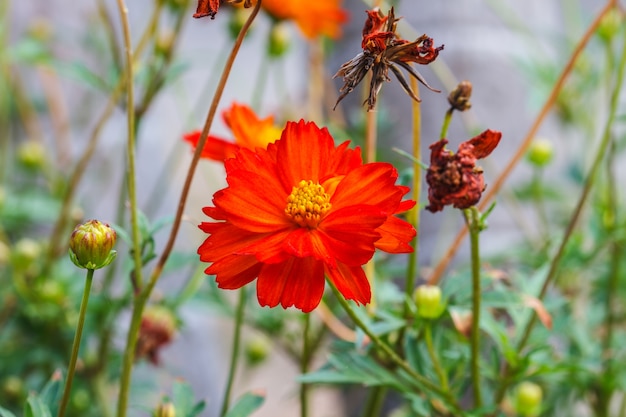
[285, 180, 332, 228]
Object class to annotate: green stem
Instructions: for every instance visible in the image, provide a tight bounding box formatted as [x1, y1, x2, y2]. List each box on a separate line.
[327, 280, 461, 413]
[220, 289, 247, 417]
[404, 77, 421, 319]
[300, 313, 311, 417]
[494, 6, 626, 406]
[57, 269, 94, 417]
[464, 207, 482, 408]
[439, 108, 454, 139]
[424, 322, 449, 392]
[115, 0, 142, 291]
[361, 386, 387, 417]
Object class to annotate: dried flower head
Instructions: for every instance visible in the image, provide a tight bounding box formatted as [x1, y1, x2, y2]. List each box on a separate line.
[333, 7, 443, 111]
[194, 0, 252, 19]
[426, 130, 502, 212]
[136, 306, 177, 365]
[448, 80, 473, 111]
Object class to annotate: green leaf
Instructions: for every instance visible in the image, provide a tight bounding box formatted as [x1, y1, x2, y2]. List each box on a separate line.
[24, 394, 52, 417]
[172, 380, 205, 417]
[0, 406, 17, 417]
[38, 373, 63, 415]
[224, 391, 265, 417]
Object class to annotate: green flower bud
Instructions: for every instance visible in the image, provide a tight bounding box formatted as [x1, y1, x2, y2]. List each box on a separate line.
[68, 220, 117, 270]
[526, 139, 554, 167]
[2, 376, 24, 400]
[155, 30, 175, 58]
[597, 8, 622, 44]
[17, 141, 47, 170]
[228, 8, 251, 40]
[268, 22, 291, 58]
[12, 238, 41, 271]
[414, 285, 445, 319]
[155, 401, 176, 417]
[514, 381, 543, 417]
[0, 240, 10, 265]
[245, 335, 271, 366]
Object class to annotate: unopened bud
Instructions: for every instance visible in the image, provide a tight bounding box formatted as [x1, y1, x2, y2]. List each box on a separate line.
[414, 285, 445, 319]
[155, 401, 176, 417]
[448, 80, 472, 111]
[245, 335, 271, 365]
[68, 220, 117, 270]
[526, 139, 554, 167]
[18, 141, 47, 170]
[228, 8, 251, 40]
[12, 238, 41, 271]
[514, 382, 542, 417]
[155, 30, 175, 58]
[268, 22, 291, 58]
[597, 9, 622, 44]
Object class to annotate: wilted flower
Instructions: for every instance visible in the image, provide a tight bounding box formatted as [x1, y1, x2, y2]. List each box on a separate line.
[136, 306, 177, 365]
[68, 220, 117, 270]
[194, 0, 252, 19]
[198, 120, 416, 312]
[334, 7, 443, 110]
[183, 102, 282, 162]
[426, 130, 502, 212]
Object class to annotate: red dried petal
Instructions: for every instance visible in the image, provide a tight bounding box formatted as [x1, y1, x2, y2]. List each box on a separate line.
[193, 0, 221, 19]
[463, 129, 502, 159]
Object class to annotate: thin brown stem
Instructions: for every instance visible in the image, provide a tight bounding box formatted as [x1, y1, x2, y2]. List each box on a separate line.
[427, 0, 617, 285]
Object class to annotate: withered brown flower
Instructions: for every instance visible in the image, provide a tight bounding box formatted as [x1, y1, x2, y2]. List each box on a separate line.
[194, 0, 252, 19]
[333, 8, 444, 111]
[426, 130, 502, 213]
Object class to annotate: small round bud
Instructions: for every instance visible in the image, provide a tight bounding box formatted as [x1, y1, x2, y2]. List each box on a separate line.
[2, 376, 24, 400]
[414, 285, 445, 319]
[268, 22, 291, 58]
[448, 80, 472, 111]
[245, 335, 271, 366]
[68, 220, 117, 270]
[17, 141, 47, 170]
[28, 18, 53, 42]
[228, 8, 251, 40]
[514, 382, 542, 417]
[155, 401, 176, 417]
[0, 240, 10, 265]
[526, 139, 554, 167]
[12, 238, 41, 271]
[155, 30, 175, 58]
[597, 9, 622, 44]
[72, 388, 91, 411]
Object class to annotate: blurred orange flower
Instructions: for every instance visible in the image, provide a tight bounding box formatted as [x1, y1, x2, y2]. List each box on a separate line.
[183, 102, 282, 162]
[259, 0, 348, 39]
[197, 120, 415, 312]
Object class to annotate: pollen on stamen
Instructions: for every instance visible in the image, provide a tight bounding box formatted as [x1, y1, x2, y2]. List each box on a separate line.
[285, 180, 332, 228]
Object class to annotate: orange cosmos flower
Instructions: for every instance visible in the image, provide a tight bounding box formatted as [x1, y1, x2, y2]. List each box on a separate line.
[183, 102, 282, 162]
[197, 120, 416, 312]
[257, 0, 347, 39]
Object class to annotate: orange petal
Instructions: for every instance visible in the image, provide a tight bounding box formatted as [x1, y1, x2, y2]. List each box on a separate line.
[257, 257, 326, 312]
[209, 254, 261, 289]
[375, 215, 416, 253]
[326, 263, 371, 306]
[183, 130, 240, 161]
[224, 103, 282, 149]
[465, 129, 502, 159]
